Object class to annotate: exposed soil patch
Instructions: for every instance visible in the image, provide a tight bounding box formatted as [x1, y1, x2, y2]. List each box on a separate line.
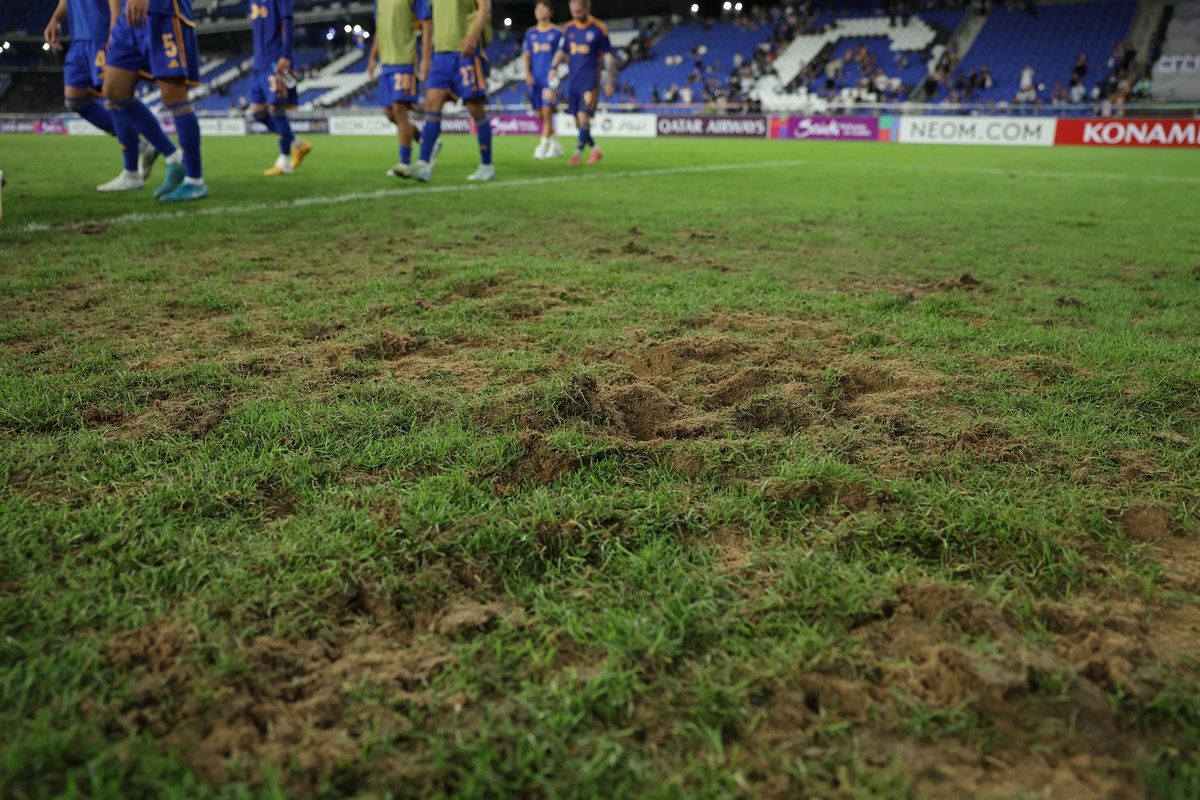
[100, 595, 523, 794]
[165, 400, 230, 437]
[1121, 504, 1174, 542]
[738, 582, 1200, 800]
[82, 406, 126, 428]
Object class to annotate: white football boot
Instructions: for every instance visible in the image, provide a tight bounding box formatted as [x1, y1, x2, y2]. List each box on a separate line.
[97, 170, 145, 192]
[467, 164, 496, 181]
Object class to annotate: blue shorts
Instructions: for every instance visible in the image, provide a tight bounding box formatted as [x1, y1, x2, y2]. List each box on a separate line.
[566, 84, 600, 116]
[427, 49, 488, 100]
[107, 12, 201, 85]
[64, 39, 106, 92]
[379, 64, 419, 106]
[529, 81, 557, 110]
[249, 68, 298, 106]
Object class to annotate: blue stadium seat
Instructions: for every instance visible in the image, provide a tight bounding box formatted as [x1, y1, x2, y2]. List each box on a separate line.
[936, 0, 1137, 102]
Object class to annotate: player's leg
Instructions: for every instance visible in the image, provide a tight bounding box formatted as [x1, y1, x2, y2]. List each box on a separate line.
[65, 85, 114, 134]
[158, 78, 207, 201]
[153, 18, 206, 201]
[465, 96, 493, 181]
[461, 52, 493, 181]
[567, 91, 587, 166]
[531, 86, 547, 159]
[388, 102, 417, 177]
[263, 102, 294, 175]
[64, 42, 116, 135]
[103, 66, 184, 195]
[584, 107, 602, 165]
[412, 86, 448, 182]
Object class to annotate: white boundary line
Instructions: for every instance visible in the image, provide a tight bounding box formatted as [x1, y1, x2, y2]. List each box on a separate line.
[7, 157, 1200, 235]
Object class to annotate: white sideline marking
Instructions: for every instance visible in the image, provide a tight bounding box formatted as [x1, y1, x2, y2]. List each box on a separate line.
[9, 157, 1200, 235]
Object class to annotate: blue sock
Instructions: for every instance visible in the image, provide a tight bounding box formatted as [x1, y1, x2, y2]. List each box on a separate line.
[272, 113, 293, 156]
[418, 113, 441, 163]
[252, 109, 277, 134]
[108, 96, 176, 158]
[473, 114, 492, 166]
[577, 124, 591, 152]
[168, 101, 203, 180]
[111, 112, 140, 172]
[400, 144, 412, 165]
[67, 96, 114, 134]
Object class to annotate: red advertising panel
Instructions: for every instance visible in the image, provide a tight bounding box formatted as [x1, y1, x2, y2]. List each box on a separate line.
[1055, 119, 1200, 147]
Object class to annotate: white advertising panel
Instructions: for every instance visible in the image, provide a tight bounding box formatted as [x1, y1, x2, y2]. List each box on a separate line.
[199, 118, 248, 136]
[898, 116, 1058, 146]
[556, 112, 658, 138]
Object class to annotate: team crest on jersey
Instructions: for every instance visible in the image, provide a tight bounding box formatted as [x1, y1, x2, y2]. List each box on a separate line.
[586, 31, 594, 41]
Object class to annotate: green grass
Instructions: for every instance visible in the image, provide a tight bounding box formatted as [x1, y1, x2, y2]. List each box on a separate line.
[2, 133, 1199, 799]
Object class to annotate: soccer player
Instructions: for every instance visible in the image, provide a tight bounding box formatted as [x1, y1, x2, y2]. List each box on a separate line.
[249, 0, 312, 176]
[366, 0, 433, 178]
[102, 0, 208, 201]
[410, 0, 494, 183]
[522, 1, 562, 160]
[551, 0, 615, 167]
[44, 0, 155, 192]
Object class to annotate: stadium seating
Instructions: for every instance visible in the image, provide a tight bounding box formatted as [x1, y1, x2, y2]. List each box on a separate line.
[1153, 0, 1200, 100]
[618, 22, 772, 103]
[940, 0, 1138, 102]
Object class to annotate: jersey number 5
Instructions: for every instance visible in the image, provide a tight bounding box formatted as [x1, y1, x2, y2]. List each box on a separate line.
[161, 33, 178, 59]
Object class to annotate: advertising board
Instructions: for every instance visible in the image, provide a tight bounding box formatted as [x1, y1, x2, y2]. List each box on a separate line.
[657, 115, 768, 137]
[769, 115, 880, 141]
[898, 116, 1057, 146]
[1055, 119, 1200, 147]
[556, 112, 658, 138]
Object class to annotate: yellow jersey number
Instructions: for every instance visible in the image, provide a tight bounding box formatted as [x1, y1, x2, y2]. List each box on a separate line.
[250, 3, 269, 18]
[392, 72, 416, 94]
[94, 48, 106, 79]
[161, 33, 178, 59]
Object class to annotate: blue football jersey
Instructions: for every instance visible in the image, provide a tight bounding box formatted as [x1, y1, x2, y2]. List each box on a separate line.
[66, 0, 111, 41]
[523, 23, 561, 84]
[251, 0, 294, 70]
[558, 16, 611, 90]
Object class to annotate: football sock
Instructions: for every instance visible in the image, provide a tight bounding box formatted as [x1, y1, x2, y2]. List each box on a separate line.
[418, 113, 441, 163]
[576, 122, 591, 152]
[110, 111, 140, 172]
[252, 109, 278, 134]
[473, 113, 492, 166]
[409, 110, 423, 143]
[66, 96, 115, 134]
[272, 113, 294, 156]
[400, 145, 412, 165]
[108, 96, 177, 158]
[168, 101, 203, 181]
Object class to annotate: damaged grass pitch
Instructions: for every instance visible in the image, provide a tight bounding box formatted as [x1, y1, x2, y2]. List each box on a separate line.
[2, 137, 1200, 799]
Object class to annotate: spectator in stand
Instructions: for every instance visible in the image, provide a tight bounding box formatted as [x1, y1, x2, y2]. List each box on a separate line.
[1073, 53, 1088, 80]
[1050, 81, 1067, 105]
[1106, 43, 1124, 71]
[981, 64, 994, 90]
[1069, 77, 1086, 104]
[1019, 63, 1034, 92]
[965, 68, 978, 101]
[1132, 73, 1151, 99]
[680, 84, 694, 104]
